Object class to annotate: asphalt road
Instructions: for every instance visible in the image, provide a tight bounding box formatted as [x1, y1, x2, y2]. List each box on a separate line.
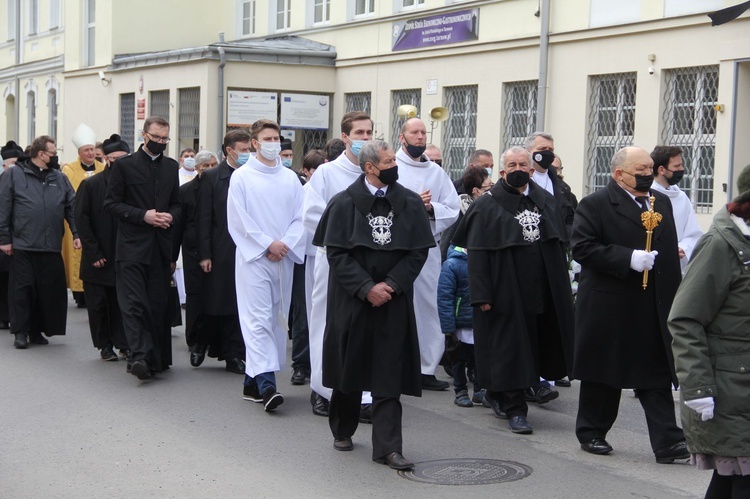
[1, 304, 709, 498]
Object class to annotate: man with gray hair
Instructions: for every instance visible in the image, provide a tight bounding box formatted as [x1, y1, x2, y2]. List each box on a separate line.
[313, 139, 434, 470]
[452, 146, 573, 435]
[571, 146, 687, 462]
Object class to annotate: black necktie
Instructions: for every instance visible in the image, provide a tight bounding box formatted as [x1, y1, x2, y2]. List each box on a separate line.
[375, 189, 385, 198]
[636, 197, 648, 212]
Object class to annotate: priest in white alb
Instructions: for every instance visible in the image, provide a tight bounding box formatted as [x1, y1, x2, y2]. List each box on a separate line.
[395, 118, 460, 391]
[227, 119, 305, 413]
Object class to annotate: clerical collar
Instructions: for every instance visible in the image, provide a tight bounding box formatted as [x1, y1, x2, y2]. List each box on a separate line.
[364, 177, 388, 196]
[81, 162, 96, 172]
[532, 170, 553, 195]
[616, 181, 651, 209]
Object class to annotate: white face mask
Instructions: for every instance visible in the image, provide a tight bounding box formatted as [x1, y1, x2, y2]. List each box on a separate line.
[182, 157, 196, 170]
[259, 142, 281, 161]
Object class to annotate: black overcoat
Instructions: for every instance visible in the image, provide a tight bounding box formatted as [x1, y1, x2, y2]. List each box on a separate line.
[452, 181, 574, 391]
[195, 161, 238, 316]
[571, 179, 681, 388]
[172, 178, 203, 295]
[75, 168, 117, 286]
[313, 176, 435, 398]
[103, 146, 181, 264]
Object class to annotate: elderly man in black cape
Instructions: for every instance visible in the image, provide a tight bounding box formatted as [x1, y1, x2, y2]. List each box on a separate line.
[452, 146, 574, 435]
[313, 140, 434, 471]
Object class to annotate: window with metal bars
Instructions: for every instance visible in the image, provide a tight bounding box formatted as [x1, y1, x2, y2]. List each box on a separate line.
[27, 91, 36, 140]
[442, 85, 478, 180]
[345, 92, 371, 115]
[178, 87, 200, 152]
[302, 130, 329, 155]
[390, 89, 421, 151]
[502, 80, 538, 150]
[585, 73, 636, 193]
[150, 90, 170, 120]
[661, 66, 718, 213]
[119, 93, 135, 152]
[48, 89, 57, 140]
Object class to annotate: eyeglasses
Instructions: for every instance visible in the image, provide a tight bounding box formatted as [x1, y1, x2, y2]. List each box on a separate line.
[44, 149, 58, 155]
[145, 132, 170, 143]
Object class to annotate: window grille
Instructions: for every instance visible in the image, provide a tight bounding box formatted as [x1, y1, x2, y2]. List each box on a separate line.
[119, 93, 135, 152]
[661, 66, 719, 213]
[302, 130, 329, 155]
[345, 92, 371, 115]
[390, 89, 421, 151]
[149, 90, 170, 120]
[442, 85, 478, 180]
[502, 80, 538, 150]
[586, 73, 636, 193]
[178, 87, 200, 152]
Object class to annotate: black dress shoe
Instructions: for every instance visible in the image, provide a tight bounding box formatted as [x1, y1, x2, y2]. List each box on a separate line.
[654, 440, 689, 464]
[243, 383, 263, 403]
[555, 378, 572, 387]
[421, 374, 449, 391]
[29, 332, 49, 345]
[378, 452, 414, 470]
[484, 392, 508, 419]
[225, 357, 245, 374]
[13, 333, 28, 349]
[130, 360, 152, 380]
[526, 385, 559, 404]
[581, 438, 613, 455]
[359, 404, 372, 424]
[190, 344, 206, 367]
[100, 346, 118, 361]
[508, 415, 533, 434]
[311, 392, 330, 417]
[263, 391, 284, 412]
[333, 438, 353, 451]
[291, 366, 309, 385]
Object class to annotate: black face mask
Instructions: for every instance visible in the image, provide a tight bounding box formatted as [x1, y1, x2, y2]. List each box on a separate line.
[666, 169, 684, 186]
[146, 140, 167, 156]
[403, 139, 426, 159]
[532, 150, 555, 170]
[623, 170, 654, 193]
[506, 170, 530, 188]
[95, 156, 103, 163]
[376, 164, 399, 185]
[47, 155, 60, 170]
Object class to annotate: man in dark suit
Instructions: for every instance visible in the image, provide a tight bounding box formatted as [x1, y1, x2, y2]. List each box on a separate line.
[571, 146, 688, 463]
[193, 130, 247, 376]
[103, 117, 181, 379]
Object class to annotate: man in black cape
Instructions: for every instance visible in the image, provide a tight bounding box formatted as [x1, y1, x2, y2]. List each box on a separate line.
[452, 146, 574, 435]
[313, 140, 434, 471]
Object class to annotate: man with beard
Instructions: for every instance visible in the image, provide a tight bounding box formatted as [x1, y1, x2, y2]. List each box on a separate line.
[452, 146, 573, 434]
[313, 140, 434, 470]
[75, 134, 130, 361]
[0, 135, 79, 349]
[62, 123, 106, 308]
[395, 118, 460, 391]
[194, 131, 249, 375]
[103, 117, 180, 379]
[571, 146, 688, 463]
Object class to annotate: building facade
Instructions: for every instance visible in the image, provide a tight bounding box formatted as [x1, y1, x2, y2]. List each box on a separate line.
[1, 0, 748, 227]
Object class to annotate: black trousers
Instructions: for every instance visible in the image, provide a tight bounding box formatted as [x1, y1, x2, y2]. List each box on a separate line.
[200, 313, 245, 361]
[10, 250, 67, 336]
[487, 389, 528, 418]
[289, 261, 310, 371]
[330, 389, 403, 461]
[184, 292, 202, 347]
[116, 250, 171, 371]
[576, 380, 685, 451]
[0, 270, 9, 323]
[83, 281, 127, 351]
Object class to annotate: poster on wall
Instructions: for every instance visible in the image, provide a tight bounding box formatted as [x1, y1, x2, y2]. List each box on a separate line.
[227, 90, 278, 127]
[137, 98, 146, 120]
[280, 93, 330, 130]
[392, 8, 479, 52]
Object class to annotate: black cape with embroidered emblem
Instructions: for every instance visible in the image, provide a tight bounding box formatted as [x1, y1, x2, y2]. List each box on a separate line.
[313, 175, 435, 397]
[451, 181, 574, 391]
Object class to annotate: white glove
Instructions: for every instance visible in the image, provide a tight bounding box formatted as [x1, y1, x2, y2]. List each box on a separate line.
[685, 397, 714, 421]
[630, 250, 658, 272]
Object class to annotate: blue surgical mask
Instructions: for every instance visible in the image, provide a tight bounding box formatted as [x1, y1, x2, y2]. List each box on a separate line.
[350, 140, 365, 158]
[281, 158, 293, 168]
[486, 167, 493, 177]
[235, 150, 251, 167]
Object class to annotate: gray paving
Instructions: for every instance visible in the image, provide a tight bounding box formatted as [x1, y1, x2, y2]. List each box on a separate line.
[1, 304, 709, 498]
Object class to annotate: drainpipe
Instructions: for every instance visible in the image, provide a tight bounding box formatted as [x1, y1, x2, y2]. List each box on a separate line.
[535, 0, 550, 131]
[14, 0, 21, 140]
[217, 33, 226, 160]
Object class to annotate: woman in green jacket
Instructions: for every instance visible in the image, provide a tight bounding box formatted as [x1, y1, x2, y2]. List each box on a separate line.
[669, 164, 750, 499]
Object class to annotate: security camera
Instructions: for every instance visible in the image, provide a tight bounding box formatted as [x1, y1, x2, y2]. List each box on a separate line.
[648, 66, 655, 75]
[98, 70, 106, 80]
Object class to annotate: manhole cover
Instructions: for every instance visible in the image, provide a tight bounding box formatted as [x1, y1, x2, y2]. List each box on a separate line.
[399, 458, 533, 485]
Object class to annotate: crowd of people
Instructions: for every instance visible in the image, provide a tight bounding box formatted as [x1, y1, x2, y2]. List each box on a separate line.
[1, 109, 749, 494]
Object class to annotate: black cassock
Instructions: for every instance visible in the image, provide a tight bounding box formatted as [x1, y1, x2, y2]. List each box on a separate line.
[313, 176, 435, 398]
[452, 181, 574, 392]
